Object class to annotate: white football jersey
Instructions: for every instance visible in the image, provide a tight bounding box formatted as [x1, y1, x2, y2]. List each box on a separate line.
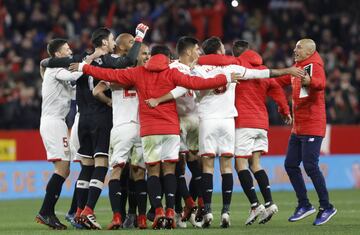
[112, 88, 139, 127]
[41, 68, 82, 119]
[191, 64, 271, 120]
[169, 60, 197, 116]
[192, 65, 238, 120]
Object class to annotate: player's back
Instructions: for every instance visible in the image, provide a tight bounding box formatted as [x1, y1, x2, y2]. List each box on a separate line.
[112, 87, 139, 128]
[194, 65, 237, 120]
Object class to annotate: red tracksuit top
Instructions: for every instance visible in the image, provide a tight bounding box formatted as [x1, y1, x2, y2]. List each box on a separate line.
[82, 54, 228, 137]
[197, 51, 290, 130]
[234, 50, 290, 130]
[276, 51, 326, 137]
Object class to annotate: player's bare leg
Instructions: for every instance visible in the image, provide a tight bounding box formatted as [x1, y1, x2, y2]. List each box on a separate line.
[249, 152, 278, 224]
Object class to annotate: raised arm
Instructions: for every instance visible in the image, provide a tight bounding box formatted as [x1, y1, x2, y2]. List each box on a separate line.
[102, 42, 141, 68]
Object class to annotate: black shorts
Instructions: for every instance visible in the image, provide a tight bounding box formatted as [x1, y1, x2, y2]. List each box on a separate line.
[77, 111, 112, 159]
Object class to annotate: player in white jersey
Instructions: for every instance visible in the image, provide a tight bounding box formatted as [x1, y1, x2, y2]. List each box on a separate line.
[36, 39, 83, 229]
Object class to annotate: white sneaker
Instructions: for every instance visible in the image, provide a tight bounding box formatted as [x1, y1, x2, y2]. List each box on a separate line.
[259, 204, 278, 224]
[175, 213, 187, 228]
[188, 212, 202, 228]
[245, 204, 266, 225]
[202, 213, 213, 228]
[220, 212, 230, 228]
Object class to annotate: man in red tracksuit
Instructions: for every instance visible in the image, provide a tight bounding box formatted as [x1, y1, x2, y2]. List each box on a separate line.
[232, 40, 292, 225]
[276, 39, 337, 226]
[69, 45, 241, 229]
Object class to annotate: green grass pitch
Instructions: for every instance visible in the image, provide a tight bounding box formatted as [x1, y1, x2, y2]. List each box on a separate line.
[1, 189, 359, 235]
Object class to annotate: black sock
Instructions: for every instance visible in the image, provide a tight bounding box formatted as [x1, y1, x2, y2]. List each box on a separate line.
[68, 183, 78, 215]
[221, 173, 233, 213]
[135, 179, 147, 215]
[238, 170, 258, 206]
[163, 174, 177, 209]
[176, 165, 190, 200]
[175, 191, 183, 213]
[254, 169, 273, 206]
[86, 166, 108, 210]
[76, 165, 94, 210]
[39, 173, 65, 216]
[189, 178, 197, 200]
[119, 168, 129, 218]
[108, 179, 122, 213]
[128, 179, 137, 214]
[187, 160, 202, 199]
[147, 176, 163, 209]
[202, 173, 213, 213]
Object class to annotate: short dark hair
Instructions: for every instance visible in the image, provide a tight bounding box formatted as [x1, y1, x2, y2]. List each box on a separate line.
[150, 45, 171, 57]
[176, 36, 199, 55]
[232, 40, 249, 57]
[91, 27, 111, 48]
[47, 39, 67, 57]
[202, 36, 222, 55]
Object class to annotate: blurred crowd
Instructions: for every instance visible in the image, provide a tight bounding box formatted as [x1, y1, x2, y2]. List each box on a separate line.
[0, 0, 359, 129]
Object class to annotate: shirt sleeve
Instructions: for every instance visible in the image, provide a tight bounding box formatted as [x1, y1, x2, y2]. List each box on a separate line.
[102, 41, 141, 68]
[267, 79, 290, 115]
[309, 63, 326, 90]
[170, 68, 227, 90]
[275, 74, 292, 87]
[225, 65, 270, 79]
[83, 64, 136, 87]
[170, 86, 188, 99]
[44, 54, 84, 68]
[55, 69, 83, 81]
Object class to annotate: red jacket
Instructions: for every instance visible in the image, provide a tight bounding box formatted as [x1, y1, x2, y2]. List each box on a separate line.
[276, 51, 326, 137]
[82, 54, 228, 137]
[198, 51, 290, 130]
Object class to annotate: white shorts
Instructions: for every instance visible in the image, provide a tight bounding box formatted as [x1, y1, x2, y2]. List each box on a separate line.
[179, 115, 199, 154]
[69, 112, 80, 162]
[235, 128, 268, 158]
[141, 135, 180, 165]
[199, 118, 235, 157]
[109, 123, 142, 168]
[40, 118, 70, 161]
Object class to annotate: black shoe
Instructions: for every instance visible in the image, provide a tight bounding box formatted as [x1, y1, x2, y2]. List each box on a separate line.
[35, 214, 67, 230]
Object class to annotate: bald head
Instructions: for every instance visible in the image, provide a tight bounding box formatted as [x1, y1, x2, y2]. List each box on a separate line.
[115, 33, 135, 56]
[294, 38, 316, 62]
